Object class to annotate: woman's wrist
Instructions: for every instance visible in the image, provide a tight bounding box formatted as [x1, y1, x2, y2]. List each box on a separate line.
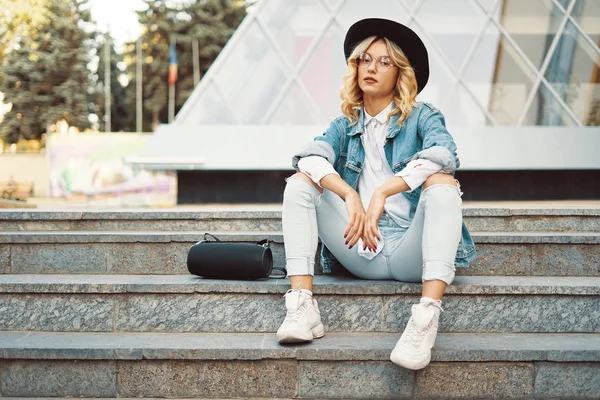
[373, 188, 388, 199]
[321, 174, 357, 200]
[342, 188, 358, 200]
[379, 176, 409, 198]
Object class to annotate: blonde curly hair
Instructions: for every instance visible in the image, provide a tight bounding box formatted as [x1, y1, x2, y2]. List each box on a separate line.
[339, 36, 418, 126]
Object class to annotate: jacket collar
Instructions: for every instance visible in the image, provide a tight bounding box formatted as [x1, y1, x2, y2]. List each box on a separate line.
[347, 103, 403, 140]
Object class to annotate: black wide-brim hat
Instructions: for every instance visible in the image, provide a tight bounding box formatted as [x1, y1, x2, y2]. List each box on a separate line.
[344, 18, 429, 93]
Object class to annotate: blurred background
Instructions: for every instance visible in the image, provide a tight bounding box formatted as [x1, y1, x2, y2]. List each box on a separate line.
[0, 0, 599, 207]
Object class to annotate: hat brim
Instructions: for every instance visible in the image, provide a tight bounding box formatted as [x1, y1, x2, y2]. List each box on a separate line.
[344, 18, 429, 93]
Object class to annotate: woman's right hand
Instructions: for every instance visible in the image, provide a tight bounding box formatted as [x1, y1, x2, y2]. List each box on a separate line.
[343, 190, 366, 249]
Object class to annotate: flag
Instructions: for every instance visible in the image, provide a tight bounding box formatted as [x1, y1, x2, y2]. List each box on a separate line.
[168, 42, 178, 86]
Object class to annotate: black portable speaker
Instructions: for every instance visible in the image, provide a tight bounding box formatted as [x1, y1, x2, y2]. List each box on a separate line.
[187, 233, 286, 280]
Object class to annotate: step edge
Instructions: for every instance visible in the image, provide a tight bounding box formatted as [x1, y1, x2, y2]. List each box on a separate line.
[1, 207, 600, 220]
[0, 275, 599, 295]
[1, 332, 599, 363]
[1, 231, 599, 244]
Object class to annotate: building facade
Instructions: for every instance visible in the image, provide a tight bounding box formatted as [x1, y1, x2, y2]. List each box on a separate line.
[134, 0, 600, 202]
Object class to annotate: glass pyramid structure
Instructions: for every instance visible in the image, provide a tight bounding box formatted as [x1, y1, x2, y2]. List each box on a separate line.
[174, 0, 600, 128]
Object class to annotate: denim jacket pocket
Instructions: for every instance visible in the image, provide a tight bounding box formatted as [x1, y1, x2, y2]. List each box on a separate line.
[345, 160, 362, 173]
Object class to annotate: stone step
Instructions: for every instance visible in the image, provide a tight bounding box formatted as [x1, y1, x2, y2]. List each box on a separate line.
[0, 275, 598, 334]
[0, 397, 377, 400]
[1, 207, 599, 232]
[1, 231, 598, 276]
[0, 331, 598, 399]
[0, 398, 314, 400]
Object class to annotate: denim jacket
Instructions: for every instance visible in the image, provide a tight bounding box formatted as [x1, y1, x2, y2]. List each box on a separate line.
[292, 102, 477, 273]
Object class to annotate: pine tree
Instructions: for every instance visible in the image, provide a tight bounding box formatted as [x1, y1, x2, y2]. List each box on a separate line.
[0, 0, 48, 85]
[0, 0, 93, 143]
[39, 0, 93, 131]
[0, 41, 43, 143]
[0, 0, 50, 142]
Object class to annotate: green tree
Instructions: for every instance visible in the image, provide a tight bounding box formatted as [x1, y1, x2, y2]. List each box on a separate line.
[0, 0, 93, 143]
[0, 42, 43, 143]
[0, 0, 48, 85]
[124, 0, 246, 131]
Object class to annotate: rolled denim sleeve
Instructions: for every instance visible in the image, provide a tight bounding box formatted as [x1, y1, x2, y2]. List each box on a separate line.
[413, 104, 460, 173]
[292, 118, 343, 170]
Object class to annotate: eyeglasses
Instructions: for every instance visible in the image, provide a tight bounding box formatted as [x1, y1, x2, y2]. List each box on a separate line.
[356, 52, 397, 74]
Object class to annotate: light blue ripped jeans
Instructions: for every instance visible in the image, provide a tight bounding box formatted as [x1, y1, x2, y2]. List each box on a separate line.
[282, 176, 463, 285]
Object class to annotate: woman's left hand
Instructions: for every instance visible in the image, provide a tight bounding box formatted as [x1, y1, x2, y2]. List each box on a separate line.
[363, 190, 386, 251]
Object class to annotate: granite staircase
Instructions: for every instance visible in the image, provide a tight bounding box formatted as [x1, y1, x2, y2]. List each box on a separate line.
[0, 206, 599, 399]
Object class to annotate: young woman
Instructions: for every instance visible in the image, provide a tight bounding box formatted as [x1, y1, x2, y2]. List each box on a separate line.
[277, 18, 476, 371]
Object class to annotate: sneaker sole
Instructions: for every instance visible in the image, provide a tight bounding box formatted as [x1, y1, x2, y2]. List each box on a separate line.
[389, 350, 431, 370]
[277, 323, 325, 344]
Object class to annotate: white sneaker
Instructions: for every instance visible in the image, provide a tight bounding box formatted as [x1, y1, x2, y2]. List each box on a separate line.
[276, 288, 325, 344]
[390, 302, 442, 370]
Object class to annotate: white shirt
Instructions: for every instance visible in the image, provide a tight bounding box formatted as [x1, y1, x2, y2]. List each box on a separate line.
[298, 102, 442, 228]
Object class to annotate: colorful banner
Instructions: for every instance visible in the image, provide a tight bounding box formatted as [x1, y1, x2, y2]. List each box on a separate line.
[47, 133, 177, 207]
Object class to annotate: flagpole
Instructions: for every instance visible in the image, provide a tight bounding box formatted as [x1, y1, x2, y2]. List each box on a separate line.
[168, 37, 176, 123]
[168, 85, 175, 123]
[136, 37, 142, 132]
[192, 39, 200, 86]
[104, 32, 111, 132]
